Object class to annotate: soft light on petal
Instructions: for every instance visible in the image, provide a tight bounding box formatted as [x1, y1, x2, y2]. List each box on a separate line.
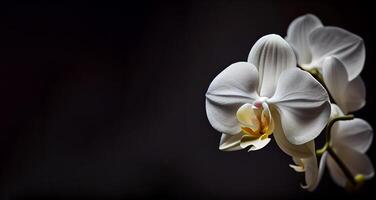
[345, 76, 366, 112]
[206, 62, 260, 134]
[322, 57, 365, 113]
[236, 103, 260, 131]
[240, 135, 271, 151]
[338, 146, 374, 179]
[269, 68, 330, 145]
[317, 152, 328, 185]
[289, 157, 304, 172]
[301, 155, 319, 191]
[273, 115, 316, 158]
[326, 153, 347, 187]
[219, 133, 244, 151]
[285, 14, 323, 66]
[247, 34, 296, 97]
[331, 119, 373, 153]
[309, 27, 365, 80]
[261, 102, 274, 136]
[289, 164, 305, 173]
[329, 103, 344, 121]
[289, 143, 320, 191]
[327, 145, 375, 187]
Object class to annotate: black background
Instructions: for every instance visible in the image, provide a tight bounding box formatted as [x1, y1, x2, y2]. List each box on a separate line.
[1, 1, 375, 199]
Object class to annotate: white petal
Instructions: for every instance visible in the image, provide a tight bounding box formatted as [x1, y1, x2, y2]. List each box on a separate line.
[289, 163, 305, 173]
[301, 155, 319, 191]
[247, 34, 296, 97]
[219, 133, 244, 151]
[290, 152, 322, 191]
[236, 103, 260, 131]
[269, 68, 330, 145]
[331, 118, 373, 153]
[322, 57, 346, 108]
[327, 145, 375, 187]
[322, 57, 365, 113]
[240, 135, 271, 151]
[338, 145, 375, 179]
[289, 157, 304, 172]
[329, 104, 344, 121]
[206, 62, 260, 134]
[285, 14, 323, 65]
[345, 76, 366, 112]
[273, 118, 316, 158]
[326, 152, 347, 187]
[309, 27, 365, 80]
[317, 152, 328, 185]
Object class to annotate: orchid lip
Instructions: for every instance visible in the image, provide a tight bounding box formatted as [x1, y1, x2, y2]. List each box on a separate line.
[237, 100, 274, 138]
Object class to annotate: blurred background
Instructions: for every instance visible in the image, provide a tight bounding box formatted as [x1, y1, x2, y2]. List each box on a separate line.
[0, 1, 375, 199]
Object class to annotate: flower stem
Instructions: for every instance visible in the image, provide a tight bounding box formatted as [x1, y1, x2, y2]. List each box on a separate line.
[316, 115, 357, 187]
[316, 142, 328, 155]
[316, 115, 354, 155]
[325, 115, 354, 142]
[326, 146, 357, 186]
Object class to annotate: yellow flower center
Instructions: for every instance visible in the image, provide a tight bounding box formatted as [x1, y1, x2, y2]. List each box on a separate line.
[236, 99, 274, 140]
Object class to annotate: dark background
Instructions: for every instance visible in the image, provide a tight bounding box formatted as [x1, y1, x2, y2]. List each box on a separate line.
[1, 1, 375, 199]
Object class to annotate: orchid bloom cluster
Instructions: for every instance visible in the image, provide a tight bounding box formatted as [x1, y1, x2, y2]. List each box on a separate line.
[205, 14, 374, 191]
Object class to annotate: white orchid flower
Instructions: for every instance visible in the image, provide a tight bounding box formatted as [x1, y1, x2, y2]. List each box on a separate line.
[318, 104, 374, 188]
[289, 104, 374, 191]
[205, 34, 331, 157]
[286, 14, 366, 113]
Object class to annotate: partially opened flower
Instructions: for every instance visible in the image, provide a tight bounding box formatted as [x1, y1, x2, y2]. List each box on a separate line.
[205, 34, 331, 158]
[285, 14, 366, 113]
[319, 104, 374, 188]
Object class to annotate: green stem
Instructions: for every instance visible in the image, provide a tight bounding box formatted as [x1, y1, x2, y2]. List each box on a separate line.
[326, 146, 357, 186]
[316, 115, 354, 155]
[325, 115, 354, 142]
[316, 115, 356, 187]
[316, 143, 328, 155]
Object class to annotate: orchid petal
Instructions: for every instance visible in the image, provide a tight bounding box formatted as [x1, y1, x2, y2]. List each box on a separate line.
[345, 76, 366, 112]
[337, 146, 375, 180]
[289, 163, 305, 173]
[329, 104, 344, 121]
[273, 115, 316, 158]
[285, 14, 323, 66]
[219, 133, 243, 151]
[301, 155, 319, 191]
[206, 62, 260, 134]
[240, 135, 271, 151]
[236, 103, 260, 131]
[331, 118, 373, 153]
[326, 152, 347, 187]
[317, 152, 328, 185]
[309, 27, 365, 80]
[290, 151, 321, 191]
[322, 57, 365, 113]
[290, 157, 305, 172]
[247, 34, 296, 97]
[269, 68, 330, 145]
[327, 145, 375, 187]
